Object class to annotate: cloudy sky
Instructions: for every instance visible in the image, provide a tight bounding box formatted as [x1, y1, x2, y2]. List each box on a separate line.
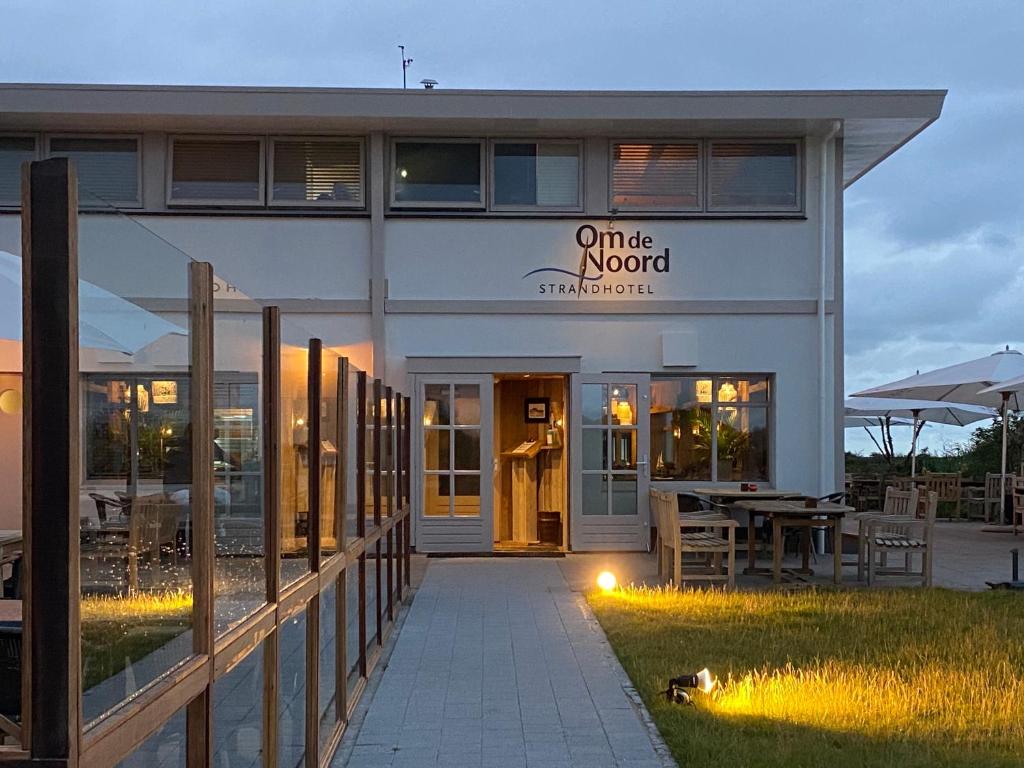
[4, 0, 1022, 455]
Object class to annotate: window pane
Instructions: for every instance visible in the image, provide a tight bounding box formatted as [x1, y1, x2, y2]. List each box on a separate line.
[453, 429, 480, 470]
[50, 137, 139, 205]
[611, 429, 637, 470]
[611, 475, 637, 516]
[424, 384, 450, 426]
[393, 142, 481, 203]
[281, 343, 309, 587]
[582, 384, 607, 426]
[612, 143, 699, 209]
[582, 428, 606, 471]
[279, 610, 307, 768]
[423, 473, 449, 517]
[272, 140, 362, 204]
[650, 378, 713, 481]
[493, 143, 536, 205]
[424, 429, 449, 471]
[710, 142, 798, 209]
[717, 406, 769, 481]
[494, 142, 579, 207]
[453, 474, 481, 516]
[453, 384, 480, 425]
[582, 473, 608, 516]
[610, 385, 637, 426]
[213, 644, 263, 768]
[319, 582, 338, 751]
[537, 143, 580, 206]
[717, 377, 770, 404]
[0, 136, 36, 204]
[171, 139, 261, 201]
[116, 706, 185, 767]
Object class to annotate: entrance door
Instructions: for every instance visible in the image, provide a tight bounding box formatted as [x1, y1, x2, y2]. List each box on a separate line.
[570, 375, 650, 551]
[414, 375, 493, 552]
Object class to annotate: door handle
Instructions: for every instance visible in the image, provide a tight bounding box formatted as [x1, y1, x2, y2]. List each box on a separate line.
[637, 454, 649, 479]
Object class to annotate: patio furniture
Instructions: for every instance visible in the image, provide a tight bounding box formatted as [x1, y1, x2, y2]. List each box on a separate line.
[852, 486, 919, 581]
[691, 487, 802, 567]
[735, 499, 851, 585]
[864, 490, 938, 586]
[0, 623, 21, 734]
[87, 492, 132, 523]
[81, 494, 180, 591]
[985, 473, 1015, 524]
[1012, 478, 1024, 532]
[653, 490, 737, 588]
[921, 472, 961, 518]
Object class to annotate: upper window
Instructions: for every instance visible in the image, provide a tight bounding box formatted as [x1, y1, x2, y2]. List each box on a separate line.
[708, 141, 799, 211]
[650, 375, 771, 483]
[611, 142, 699, 211]
[48, 136, 141, 207]
[492, 141, 581, 210]
[0, 136, 37, 205]
[270, 138, 363, 207]
[392, 140, 483, 208]
[169, 137, 264, 205]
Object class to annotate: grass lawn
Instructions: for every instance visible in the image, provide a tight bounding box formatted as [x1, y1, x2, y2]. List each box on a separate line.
[588, 587, 1024, 768]
[81, 590, 192, 691]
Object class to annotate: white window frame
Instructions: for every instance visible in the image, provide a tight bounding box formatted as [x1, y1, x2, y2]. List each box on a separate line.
[705, 138, 803, 214]
[0, 133, 41, 207]
[166, 135, 266, 207]
[45, 133, 143, 209]
[607, 139, 704, 213]
[489, 138, 584, 212]
[267, 136, 366, 209]
[389, 138, 486, 210]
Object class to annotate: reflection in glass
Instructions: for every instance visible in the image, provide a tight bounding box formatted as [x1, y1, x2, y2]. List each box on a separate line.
[424, 429, 449, 471]
[582, 429, 606, 471]
[319, 582, 338, 751]
[609, 384, 637, 426]
[581, 384, 607, 426]
[423, 384, 450, 426]
[279, 611, 306, 768]
[345, 366, 361, 542]
[367, 548, 380, 649]
[280, 340, 310, 587]
[453, 475, 481, 517]
[345, 564, 360, 697]
[611, 429, 637, 470]
[582, 473, 608, 516]
[612, 475, 638, 516]
[423, 474, 449, 517]
[115, 706, 185, 767]
[453, 430, 480, 470]
[213, 644, 263, 768]
[717, 406, 769, 482]
[393, 142, 482, 204]
[453, 384, 480, 425]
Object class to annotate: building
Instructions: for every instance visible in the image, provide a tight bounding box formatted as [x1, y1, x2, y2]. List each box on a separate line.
[0, 84, 946, 554]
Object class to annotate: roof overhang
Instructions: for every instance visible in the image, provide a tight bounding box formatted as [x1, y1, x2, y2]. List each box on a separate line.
[0, 84, 946, 187]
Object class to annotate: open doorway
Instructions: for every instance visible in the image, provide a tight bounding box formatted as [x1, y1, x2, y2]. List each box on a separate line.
[493, 374, 568, 552]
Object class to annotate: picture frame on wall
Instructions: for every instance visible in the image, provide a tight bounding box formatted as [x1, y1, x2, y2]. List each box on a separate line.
[524, 397, 550, 423]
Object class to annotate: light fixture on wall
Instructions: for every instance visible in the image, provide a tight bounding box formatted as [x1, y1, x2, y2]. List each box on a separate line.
[151, 380, 178, 405]
[0, 389, 21, 415]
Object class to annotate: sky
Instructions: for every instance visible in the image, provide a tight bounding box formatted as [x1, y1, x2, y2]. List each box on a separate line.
[3, 0, 1022, 457]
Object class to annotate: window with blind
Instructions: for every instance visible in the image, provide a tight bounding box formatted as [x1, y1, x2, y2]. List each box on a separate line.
[0, 136, 37, 205]
[270, 139, 363, 206]
[708, 141, 800, 211]
[611, 142, 700, 210]
[48, 136, 141, 206]
[492, 141, 581, 209]
[169, 137, 264, 204]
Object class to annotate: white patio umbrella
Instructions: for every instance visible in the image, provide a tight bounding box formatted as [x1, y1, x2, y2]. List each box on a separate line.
[0, 250, 183, 353]
[845, 397, 997, 476]
[978, 372, 1024, 534]
[854, 347, 1024, 525]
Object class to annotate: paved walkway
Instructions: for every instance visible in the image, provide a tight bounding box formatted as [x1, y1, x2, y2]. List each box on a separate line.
[336, 559, 671, 768]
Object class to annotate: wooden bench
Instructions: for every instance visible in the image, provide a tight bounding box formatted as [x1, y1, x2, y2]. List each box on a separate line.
[865, 490, 938, 586]
[652, 490, 737, 588]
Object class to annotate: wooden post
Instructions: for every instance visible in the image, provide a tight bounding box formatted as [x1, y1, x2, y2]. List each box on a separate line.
[394, 395, 403, 603]
[373, 379, 383, 644]
[308, 339, 322, 568]
[22, 157, 81, 763]
[335, 358, 348, 722]
[355, 372, 367, 677]
[385, 387, 394, 623]
[262, 306, 282, 768]
[404, 396, 412, 585]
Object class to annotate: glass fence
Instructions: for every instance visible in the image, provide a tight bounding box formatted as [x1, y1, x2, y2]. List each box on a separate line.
[5, 159, 412, 766]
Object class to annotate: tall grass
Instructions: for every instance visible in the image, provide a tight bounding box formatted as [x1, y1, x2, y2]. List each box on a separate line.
[589, 587, 1024, 768]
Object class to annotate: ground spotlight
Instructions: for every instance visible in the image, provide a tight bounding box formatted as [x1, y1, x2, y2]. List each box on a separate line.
[665, 668, 715, 704]
[596, 571, 617, 591]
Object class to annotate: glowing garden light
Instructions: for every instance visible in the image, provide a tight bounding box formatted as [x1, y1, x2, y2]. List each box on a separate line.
[596, 571, 618, 591]
[665, 668, 716, 705]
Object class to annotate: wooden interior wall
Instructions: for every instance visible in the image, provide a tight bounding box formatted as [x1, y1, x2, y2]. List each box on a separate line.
[492, 377, 566, 545]
[280, 344, 309, 555]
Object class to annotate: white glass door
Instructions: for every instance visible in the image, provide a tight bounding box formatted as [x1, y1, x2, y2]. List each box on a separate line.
[570, 374, 650, 551]
[414, 375, 493, 552]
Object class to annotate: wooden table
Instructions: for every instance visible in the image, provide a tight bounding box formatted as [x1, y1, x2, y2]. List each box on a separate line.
[691, 488, 802, 501]
[735, 500, 852, 584]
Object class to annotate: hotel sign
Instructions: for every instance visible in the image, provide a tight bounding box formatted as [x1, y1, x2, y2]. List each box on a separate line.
[523, 224, 670, 297]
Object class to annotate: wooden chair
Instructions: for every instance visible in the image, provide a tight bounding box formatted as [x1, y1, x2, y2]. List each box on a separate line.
[653, 490, 737, 588]
[985, 473, 1015, 524]
[865, 490, 938, 586]
[852, 486, 919, 582]
[1012, 478, 1024, 532]
[81, 494, 179, 591]
[922, 472, 961, 518]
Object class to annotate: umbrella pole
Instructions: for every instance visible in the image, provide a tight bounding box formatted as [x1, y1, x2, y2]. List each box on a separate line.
[910, 412, 919, 478]
[1001, 393, 1009, 528]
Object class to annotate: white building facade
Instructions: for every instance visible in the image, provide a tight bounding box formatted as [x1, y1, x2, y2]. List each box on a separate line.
[0, 85, 945, 551]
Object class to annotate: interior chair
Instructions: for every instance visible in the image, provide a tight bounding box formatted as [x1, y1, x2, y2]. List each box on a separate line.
[0, 625, 21, 727]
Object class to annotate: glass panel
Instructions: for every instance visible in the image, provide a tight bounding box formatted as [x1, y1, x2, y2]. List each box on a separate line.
[345, 564, 360, 696]
[453, 384, 480, 425]
[171, 139, 261, 202]
[77, 209, 194, 726]
[367, 547, 380, 649]
[279, 610, 307, 768]
[537, 143, 580, 207]
[319, 581, 338, 751]
[280, 337, 309, 588]
[581, 384, 607, 426]
[115, 706, 186, 767]
[453, 475, 481, 517]
[0, 135, 36, 203]
[494, 142, 579, 207]
[582, 473, 608, 516]
[609, 384, 637, 426]
[393, 142, 482, 204]
[424, 429, 450, 471]
[272, 139, 362, 204]
[612, 142, 700, 209]
[611, 475, 638, 516]
[345, 365, 361, 542]
[423, 384, 450, 426]
[364, 380, 377, 529]
[582, 428, 607, 471]
[710, 142, 798, 209]
[717, 406, 770, 482]
[650, 378, 714, 481]
[453, 429, 480, 471]
[423, 474, 449, 517]
[611, 429, 637, 470]
[50, 137, 139, 204]
[320, 350, 340, 557]
[213, 644, 263, 768]
[717, 376, 770, 404]
[493, 143, 536, 206]
[382, 393, 394, 518]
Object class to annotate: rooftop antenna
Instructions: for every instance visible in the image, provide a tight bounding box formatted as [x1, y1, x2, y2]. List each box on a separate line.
[399, 45, 413, 89]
